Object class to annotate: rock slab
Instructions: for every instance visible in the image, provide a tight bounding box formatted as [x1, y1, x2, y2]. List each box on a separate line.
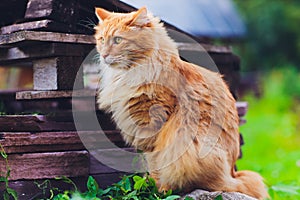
[182, 189, 257, 200]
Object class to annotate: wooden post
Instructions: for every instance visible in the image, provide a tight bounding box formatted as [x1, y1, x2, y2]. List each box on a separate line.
[33, 57, 84, 90]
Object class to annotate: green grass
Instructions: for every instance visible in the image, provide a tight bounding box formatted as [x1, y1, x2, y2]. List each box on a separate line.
[237, 68, 300, 199]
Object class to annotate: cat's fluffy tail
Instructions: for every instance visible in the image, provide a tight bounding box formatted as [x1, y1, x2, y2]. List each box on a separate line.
[226, 170, 269, 199]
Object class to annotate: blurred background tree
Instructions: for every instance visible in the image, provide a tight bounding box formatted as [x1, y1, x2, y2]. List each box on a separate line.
[233, 0, 300, 71]
[232, 1, 300, 199]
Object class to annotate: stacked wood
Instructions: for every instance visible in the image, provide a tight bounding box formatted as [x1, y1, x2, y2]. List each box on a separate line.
[0, 0, 94, 35]
[0, 0, 245, 199]
[0, 31, 95, 90]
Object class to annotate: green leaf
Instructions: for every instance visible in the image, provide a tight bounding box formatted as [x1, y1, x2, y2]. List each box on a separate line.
[3, 191, 9, 200]
[126, 190, 137, 198]
[87, 176, 99, 194]
[133, 177, 146, 190]
[55, 176, 78, 191]
[123, 176, 132, 193]
[98, 187, 112, 196]
[164, 195, 181, 200]
[0, 176, 7, 182]
[165, 189, 173, 196]
[214, 195, 223, 200]
[184, 197, 194, 200]
[0, 146, 7, 159]
[133, 175, 143, 183]
[0, 151, 7, 159]
[6, 188, 18, 200]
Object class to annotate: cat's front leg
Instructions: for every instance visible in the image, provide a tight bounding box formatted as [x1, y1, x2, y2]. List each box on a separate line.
[149, 172, 171, 193]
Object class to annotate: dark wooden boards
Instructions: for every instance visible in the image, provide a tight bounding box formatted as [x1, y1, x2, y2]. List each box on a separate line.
[16, 89, 94, 99]
[24, 0, 79, 23]
[0, 151, 89, 180]
[0, 0, 95, 35]
[0, 130, 124, 154]
[32, 57, 84, 90]
[0, 43, 93, 63]
[0, 131, 84, 154]
[0, 31, 95, 47]
[0, 111, 118, 131]
[0, 20, 73, 35]
[0, 115, 75, 132]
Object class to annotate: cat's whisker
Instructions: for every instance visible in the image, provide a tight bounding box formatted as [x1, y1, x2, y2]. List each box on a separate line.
[78, 18, 97, 30]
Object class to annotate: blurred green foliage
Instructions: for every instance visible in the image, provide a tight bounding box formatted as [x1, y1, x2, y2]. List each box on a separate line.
[237, 68, 300, 199]
[233, 0, 300, 71]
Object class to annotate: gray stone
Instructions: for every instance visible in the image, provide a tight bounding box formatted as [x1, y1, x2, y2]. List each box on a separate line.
[181, 189, 257, 200]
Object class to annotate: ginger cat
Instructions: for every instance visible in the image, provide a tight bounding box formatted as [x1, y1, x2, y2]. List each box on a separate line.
[94, 7, 269, 199]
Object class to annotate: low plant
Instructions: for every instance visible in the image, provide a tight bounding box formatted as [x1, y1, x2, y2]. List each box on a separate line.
[0, 144, 18, 200]
[52, 175, 181, 200]
[237, 67, 300, 199]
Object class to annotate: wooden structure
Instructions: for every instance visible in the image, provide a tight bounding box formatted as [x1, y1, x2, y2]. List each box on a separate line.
[0, 0, 246, 199]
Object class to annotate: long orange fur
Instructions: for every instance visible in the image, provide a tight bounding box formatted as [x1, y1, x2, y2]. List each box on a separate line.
[94, 7, 269, 199]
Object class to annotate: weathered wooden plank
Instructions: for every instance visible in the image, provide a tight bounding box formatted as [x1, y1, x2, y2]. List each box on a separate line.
[0, 114, 114, 132]
[24, 0, 78, 24]
[0, 131, 84, 153]
[16, 89, 95, 99]
[0, 115, 75, 132]
[0, 20, 72, 35]
[0, 130, 124, 154]
[0, 151, 89, 180]
[0, 43, 93, 64]
[33, 57, 84, 90]
[0, 31, 95, 47]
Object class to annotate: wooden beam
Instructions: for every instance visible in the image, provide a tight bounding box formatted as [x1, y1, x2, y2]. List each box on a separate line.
[0, 130, 124, 154]
[0, 31, 95, 46]
[0, 115, 75, 132]
[0, 151, 89, 180]
[0, 20, 73, 35]
[0, 43, 93, 64]
[0, 131, 83, 153]
[32, 57, 84, 90]
[16, 89, 95, 99]
[24, 0, 78, 24]
[0, 110, 118, 131]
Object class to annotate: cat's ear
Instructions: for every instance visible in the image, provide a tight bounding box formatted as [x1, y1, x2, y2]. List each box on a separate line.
[95, 7, 111, 22]
[129, 7, 151, 27]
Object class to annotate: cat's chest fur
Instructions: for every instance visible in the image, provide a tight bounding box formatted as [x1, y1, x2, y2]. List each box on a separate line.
[97, 61, 164, 137]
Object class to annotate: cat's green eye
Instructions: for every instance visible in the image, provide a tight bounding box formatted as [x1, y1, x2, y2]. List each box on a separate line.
[113, 37, 122, 44]
[100, 37, 105, 44]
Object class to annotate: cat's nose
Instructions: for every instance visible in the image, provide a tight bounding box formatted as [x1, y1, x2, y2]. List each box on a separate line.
[102, 54, 109, 59]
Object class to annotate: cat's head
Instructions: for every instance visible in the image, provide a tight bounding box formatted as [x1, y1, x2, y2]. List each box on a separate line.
[94, 7, 167, 69]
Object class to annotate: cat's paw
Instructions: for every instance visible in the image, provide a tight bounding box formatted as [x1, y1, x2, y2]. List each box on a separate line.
[158, 185, 171, 194]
